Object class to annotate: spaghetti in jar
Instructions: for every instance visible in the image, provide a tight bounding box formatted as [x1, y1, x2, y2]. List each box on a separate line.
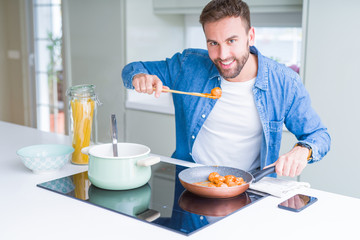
[66, 84, 99, 164]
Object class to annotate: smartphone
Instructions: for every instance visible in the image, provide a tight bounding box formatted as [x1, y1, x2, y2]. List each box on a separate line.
[278, 194, 318, 212]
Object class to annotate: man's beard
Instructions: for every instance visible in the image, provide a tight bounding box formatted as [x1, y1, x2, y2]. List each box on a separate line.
[214, 49, 250, 80]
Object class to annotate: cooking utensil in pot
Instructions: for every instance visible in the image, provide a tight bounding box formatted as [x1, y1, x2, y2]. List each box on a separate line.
[111, 114, 118, 157]
[82, 143, 160, 190]
[178, 166, 275, 198]
[178, 190, 251, 217]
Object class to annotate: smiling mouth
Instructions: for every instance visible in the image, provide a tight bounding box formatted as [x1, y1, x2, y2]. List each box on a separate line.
[219, 59, 235, 68]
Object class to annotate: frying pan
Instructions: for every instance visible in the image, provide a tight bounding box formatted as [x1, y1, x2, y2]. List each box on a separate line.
[178, 166, 275, 198]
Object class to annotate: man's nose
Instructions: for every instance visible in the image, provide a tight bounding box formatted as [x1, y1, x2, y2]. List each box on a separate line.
[218, 45, 230, 60]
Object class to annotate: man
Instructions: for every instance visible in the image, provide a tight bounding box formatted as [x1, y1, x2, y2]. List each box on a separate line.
[121, 0, 330, 177]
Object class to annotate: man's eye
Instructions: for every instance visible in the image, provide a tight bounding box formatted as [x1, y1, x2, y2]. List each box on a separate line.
[209, 42, 218, 46]
[228, 39, 236, 44]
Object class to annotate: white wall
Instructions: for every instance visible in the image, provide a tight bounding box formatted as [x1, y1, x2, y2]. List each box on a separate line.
[125, 0, 185, 63]
[124, 0, 183, 156]
[299, 0, 360, 198]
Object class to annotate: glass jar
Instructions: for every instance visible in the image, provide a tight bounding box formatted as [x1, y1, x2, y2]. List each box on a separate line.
[66, 84, 99, 164]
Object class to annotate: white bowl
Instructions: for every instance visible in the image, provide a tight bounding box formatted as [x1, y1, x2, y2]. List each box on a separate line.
[17, 144, 74, 174]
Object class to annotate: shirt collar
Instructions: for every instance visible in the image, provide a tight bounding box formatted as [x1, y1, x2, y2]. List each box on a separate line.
[209, 64, 221, 80]
[207, 46, 269, 91]
[251, 46, 268, 91]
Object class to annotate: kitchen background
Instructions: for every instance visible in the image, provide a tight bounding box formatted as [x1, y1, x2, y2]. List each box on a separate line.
[0, 0, 359, 198]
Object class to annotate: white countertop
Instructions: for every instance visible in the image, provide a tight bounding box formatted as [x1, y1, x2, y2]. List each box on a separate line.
[1, 121, 359, 240]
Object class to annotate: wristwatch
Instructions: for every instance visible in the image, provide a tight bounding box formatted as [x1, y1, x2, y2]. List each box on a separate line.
[295, 142, 312, 161]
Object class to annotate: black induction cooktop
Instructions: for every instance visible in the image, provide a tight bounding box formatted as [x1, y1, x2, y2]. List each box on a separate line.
[37, 162, 267, 235]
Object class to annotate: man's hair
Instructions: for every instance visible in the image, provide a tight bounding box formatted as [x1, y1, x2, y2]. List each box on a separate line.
[199, 0, 251, 31]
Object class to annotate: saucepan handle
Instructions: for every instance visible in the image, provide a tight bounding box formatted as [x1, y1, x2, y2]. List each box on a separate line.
[81, 146, 92, 155]
[136, 209, 161, 222]
[252, 166, 276, 183]
[137, 156, 160, 167]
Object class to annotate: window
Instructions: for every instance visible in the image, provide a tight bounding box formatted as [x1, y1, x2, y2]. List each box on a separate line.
[254, 27, 302, 73]
[32, 0, 64, 133]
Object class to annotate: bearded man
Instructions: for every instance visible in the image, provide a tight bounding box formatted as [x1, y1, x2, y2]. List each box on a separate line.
[121, 0, 330, 177]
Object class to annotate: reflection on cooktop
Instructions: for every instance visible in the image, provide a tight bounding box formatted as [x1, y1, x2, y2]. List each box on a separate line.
[178, 190, 251, 217]
[37, 162, 267, 235]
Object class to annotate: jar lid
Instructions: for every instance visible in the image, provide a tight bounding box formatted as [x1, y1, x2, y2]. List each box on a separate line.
[66, 84, 96, 98]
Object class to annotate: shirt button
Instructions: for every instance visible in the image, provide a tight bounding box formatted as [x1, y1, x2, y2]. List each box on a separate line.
[189, 152, 192, 156]
[191, 135, 195, 139]
[201, 114, 206, 118]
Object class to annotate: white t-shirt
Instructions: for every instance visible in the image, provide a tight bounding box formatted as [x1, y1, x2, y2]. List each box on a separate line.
[192, 77, 262, 171]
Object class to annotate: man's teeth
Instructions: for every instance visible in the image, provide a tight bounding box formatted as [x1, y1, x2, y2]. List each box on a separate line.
[221, 60, 234, 65]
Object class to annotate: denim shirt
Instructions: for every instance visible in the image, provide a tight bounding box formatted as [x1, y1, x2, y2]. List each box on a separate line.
[122, 46, 331, 173]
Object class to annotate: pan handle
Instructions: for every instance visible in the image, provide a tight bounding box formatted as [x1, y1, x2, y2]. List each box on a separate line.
[252, 166, 276, 183]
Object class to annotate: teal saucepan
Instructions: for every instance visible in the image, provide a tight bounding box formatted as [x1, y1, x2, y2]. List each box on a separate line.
[82, 143, 160, 190]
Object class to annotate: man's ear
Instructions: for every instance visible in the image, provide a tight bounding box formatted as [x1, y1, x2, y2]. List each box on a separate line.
[248, 27, 255, 46]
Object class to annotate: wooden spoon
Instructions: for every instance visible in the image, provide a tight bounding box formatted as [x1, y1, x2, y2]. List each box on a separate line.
[159, 87, 222, 99]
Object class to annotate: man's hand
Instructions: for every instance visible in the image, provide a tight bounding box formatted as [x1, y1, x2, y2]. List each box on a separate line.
[267, 146, 309, 177]
[132, 73, 164, 98]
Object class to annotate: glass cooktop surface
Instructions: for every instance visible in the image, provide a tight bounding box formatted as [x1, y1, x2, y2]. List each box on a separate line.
[37, 162, 267, 235]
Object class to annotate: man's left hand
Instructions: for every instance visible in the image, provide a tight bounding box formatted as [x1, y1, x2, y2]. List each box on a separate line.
[266, 146, 309, 177]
